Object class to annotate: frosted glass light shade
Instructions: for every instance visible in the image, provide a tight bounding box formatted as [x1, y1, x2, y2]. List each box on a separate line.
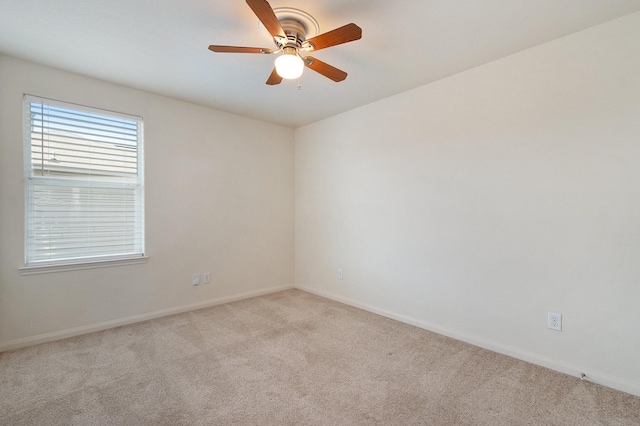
[275, 53, 304, 79]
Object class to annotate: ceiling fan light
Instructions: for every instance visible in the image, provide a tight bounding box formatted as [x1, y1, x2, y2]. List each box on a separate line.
[275, 53, 304, 79]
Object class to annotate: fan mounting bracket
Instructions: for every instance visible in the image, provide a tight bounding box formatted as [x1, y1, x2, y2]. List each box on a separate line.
[272, 7, 320, 38]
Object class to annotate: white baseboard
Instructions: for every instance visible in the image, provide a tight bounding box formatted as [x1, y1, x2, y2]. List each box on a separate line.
[296, 285, 640, 398]
[0, 284, 294, 353]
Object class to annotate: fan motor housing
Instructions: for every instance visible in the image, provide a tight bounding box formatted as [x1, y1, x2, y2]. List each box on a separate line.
[277, 19, 306, 48]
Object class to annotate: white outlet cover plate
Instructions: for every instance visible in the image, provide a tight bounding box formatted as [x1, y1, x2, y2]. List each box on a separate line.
[192, 274, 200, 286]
[203, 272, 211, 283]
[548, 312, 562, 331]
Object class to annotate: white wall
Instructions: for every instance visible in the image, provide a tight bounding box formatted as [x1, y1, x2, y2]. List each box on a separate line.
[295, 12, 640, 396]
[0, 55, 295, 349]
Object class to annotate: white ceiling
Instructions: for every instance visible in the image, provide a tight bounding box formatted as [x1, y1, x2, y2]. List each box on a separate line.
[2, 1, 640, 128]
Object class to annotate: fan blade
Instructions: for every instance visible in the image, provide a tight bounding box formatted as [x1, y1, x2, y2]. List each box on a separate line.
[304, 57, 347, 82]
[246, 0, 286, 39]
[209, 45, 273, 54]
[266, 68, 283, 85]
[304, 23, 362, 52]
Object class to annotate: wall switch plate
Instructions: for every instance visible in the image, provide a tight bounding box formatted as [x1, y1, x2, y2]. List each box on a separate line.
[337, 268, 343, 280]
[548, 312, 562, 331]
[192, 274, 200, 286]
[203, 272, 211, 284]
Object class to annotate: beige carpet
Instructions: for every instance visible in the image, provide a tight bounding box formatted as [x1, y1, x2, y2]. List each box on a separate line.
[1, 289, 638, 425]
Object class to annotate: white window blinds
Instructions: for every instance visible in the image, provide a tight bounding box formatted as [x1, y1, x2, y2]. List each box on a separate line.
[24, 96, 144, 266]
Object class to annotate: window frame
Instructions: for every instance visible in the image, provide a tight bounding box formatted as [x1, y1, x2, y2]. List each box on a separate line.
[20, 95, 147, 274]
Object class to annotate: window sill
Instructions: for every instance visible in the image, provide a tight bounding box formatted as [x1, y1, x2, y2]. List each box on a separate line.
[19, 256, 149, 275]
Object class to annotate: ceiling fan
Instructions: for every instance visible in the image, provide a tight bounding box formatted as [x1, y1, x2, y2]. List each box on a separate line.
[208, 0, 362, 85]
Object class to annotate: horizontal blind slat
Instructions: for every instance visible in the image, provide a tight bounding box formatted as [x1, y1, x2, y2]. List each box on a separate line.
[31, 108, 137, 136]
[31, 141, 138, 163]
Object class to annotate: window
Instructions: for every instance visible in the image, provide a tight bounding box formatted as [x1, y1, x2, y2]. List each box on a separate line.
[23, 95, 145, 270]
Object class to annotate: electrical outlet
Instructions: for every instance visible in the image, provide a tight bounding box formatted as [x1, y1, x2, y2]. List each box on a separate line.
[192, 274, 200, 286]
[337, 268, 343, 280]
[548, 312, 562, 331]
[203, 272, 211, 284]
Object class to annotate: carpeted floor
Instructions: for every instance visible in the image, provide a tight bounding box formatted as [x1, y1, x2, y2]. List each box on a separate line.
[1, 289, 639, 425]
